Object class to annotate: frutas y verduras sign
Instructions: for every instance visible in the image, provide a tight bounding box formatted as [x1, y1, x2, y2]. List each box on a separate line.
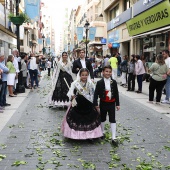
[126, 0, 170, 36]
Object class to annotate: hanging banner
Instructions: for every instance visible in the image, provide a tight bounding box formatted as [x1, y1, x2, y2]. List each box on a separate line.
[46, 37, 51, 45]
[38, 39, 42, 44]
[25, 0, 40, 23]
[89, 27, 96, 41]
[77, 27, 83, 41]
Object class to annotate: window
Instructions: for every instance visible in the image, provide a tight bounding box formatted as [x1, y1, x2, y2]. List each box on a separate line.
[109, 5, 119, 21]
[124, 0, 131, 11]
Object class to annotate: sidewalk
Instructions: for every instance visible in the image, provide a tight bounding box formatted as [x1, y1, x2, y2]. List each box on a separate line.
[116, 77, 170, 115]
[0, 71, 46, 132]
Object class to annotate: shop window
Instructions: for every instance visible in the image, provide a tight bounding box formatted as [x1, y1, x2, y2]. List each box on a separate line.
[124, 0, 131, 11]
[109, 5, 119, 21]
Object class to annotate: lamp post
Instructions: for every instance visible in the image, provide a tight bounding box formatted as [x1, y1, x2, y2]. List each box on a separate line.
[42, 34, 45, 54]
[84, 20, 90, 58]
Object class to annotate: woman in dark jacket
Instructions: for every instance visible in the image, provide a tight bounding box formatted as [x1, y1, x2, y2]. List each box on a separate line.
[120, 55, 128, 87]
[127, 55, 136, 91]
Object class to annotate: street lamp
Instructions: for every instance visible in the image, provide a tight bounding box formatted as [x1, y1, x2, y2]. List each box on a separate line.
[84, 20, 90, 58]
[42, 34, 45, 54]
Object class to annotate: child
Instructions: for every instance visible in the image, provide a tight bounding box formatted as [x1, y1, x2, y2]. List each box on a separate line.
[61, 68, 102, 140]
[93, 65, 120, 145]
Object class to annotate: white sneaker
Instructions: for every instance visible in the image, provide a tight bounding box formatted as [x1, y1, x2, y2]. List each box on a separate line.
[161, 100, 170, 104]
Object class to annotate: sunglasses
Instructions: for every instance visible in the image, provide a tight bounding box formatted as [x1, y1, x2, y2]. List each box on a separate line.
[63, 55, 67, 56]
[80, 52, 85, 53]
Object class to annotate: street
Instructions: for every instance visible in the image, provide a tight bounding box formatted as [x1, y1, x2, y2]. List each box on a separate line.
[0, 74, 170, 170]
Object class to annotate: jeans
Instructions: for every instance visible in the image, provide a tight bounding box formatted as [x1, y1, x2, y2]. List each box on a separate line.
[117, 65, 121, 76]
[0, 81, 7, 106]
[128, 73, 136, 90]
[29, 69, 38, 88]
[137, 74, 143, 92]
[149, 78, 166, 102]
[165, 76, 170, 101]
[48, 68, 51, 76]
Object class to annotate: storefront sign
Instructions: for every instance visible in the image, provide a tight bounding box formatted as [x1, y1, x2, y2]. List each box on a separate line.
[126, 0, 170, 36]
[112, 43, 120, 48]
[107, 8, 131, 31]
[101, 38, 107, 44]
[108, 30, 119, 43]
[133, 0, 163, 16]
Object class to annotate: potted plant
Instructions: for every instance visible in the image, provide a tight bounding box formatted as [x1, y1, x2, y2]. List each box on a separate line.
[8, 12, 30, 25]
[82, 39, 90, 44]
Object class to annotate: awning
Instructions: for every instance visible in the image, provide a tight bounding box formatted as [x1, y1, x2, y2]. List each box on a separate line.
[132, 25, 170, 39]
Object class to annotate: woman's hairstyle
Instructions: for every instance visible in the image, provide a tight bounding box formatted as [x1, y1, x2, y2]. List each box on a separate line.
[135, 55, 140, 60]
[7, 55, 13, 62]
[79, 68, 89, 76]
[156, 54, 165, 65]
[102, 65, 112, 71]
[62, 52, 67, 56]
[131, 54, 136, 63]
[123, 55, 128, 60]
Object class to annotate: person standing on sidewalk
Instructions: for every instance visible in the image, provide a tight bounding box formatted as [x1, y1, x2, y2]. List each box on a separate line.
[108, 53, 118, 81]
[29, 53, 39, 91]
[0, 54, 11, 108]
[148, 54, 168, 104]
[47, 58, 52, 76]
[162, 50, 170, 104]
[117, 53, 122, 77]
[6, 55, 16, 97]
[120, 55, 128, 87]
[127, 55, 136, 91]
[94, 65, 120, 146]
[135, 55, 145, 93]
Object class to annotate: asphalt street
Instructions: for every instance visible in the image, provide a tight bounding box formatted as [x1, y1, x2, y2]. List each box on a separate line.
[0, 74, 170, 170]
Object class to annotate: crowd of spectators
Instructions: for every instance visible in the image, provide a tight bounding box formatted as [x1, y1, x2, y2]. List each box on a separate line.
[0, 48, 51, 113]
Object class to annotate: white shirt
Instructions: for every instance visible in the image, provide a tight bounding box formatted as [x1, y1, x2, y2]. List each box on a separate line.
[104, 77, 111, 91]
[30, 57, 38, 70]
[13, 56, 19, 73]
[80, 58, 86, 68]
[47, 61, 51, 68]
[165, 57, 170, 68]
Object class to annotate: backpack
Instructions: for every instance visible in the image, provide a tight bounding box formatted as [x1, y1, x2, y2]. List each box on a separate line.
[128, 62, 135, 73]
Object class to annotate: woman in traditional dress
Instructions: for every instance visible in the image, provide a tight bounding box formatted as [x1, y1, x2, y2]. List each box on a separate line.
[49, 52, 73, 107]
[61, 68, 102, 140]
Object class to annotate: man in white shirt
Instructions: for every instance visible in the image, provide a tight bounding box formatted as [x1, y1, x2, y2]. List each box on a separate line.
[162, 50, 170, 104]
[72, 49, 94, 79]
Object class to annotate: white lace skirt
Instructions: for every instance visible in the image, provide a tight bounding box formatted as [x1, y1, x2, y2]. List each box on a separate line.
[7, 73, 15, 86]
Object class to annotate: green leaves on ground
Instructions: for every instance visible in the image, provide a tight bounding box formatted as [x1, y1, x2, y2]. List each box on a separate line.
[77, 158, 96, 170]
[11, 160, 27, 166]
[0, 154, 6, 161]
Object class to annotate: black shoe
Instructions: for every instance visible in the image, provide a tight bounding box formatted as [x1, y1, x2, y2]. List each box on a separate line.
[4, 103, 11, 106]
[88, 139, 94, 144]
[101, 134, 105, 140]
[136, 91, 142, 93]
[111, 139, 118, 146]
[25, 86, 30, 89]
[130, 89, 134, 91]
[127, 89, 130, 91]
[13, 91, 17, 95]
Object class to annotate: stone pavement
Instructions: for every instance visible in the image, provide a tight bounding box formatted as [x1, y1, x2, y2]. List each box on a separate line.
[0, 74, 170, 170]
